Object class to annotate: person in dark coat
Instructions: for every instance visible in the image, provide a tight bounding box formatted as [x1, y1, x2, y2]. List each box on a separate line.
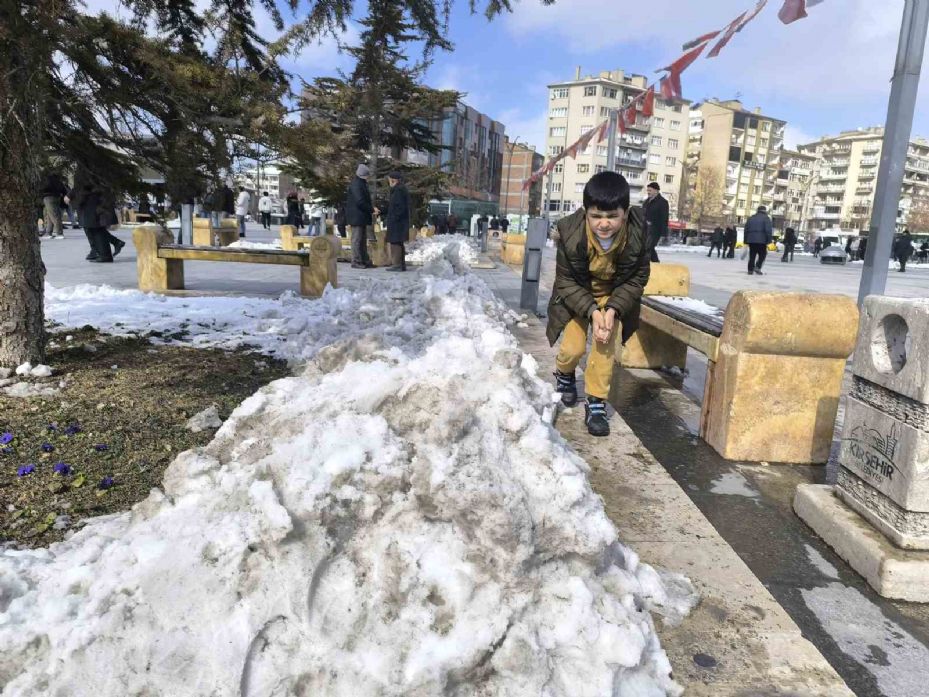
[221, 183, 235, 217]
[285, 191, 301, 226]
[383, 171, 411, 272]
[447, 213, 458, 234]
[744, 205, 773, 275]
[813, 237, 823, 258]
[708, 226, 724, 258]
[69, 176, 122, 263]
[547, 171, 650, 438]
[334, 203, 347, 238]
[500, 216, 509, 233]
[858, 236, 868, 261]
[781, 226, 798, 262]
[724, 226, 737, 258]
[643, 181, 669, 263]
[345, 164, 374, 268]
[895, 230, 914, 272]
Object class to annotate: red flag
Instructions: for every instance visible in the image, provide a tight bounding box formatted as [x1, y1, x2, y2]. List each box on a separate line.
[778, 0, 807, 23]
[660, 74, 682, 100]
[596, 119, 610, 143]
[642, 87, 655, 117]
[624, 105, 638, 128]
[682, 28, 722, 51]
[661, 42, 708, 77]
[578, 125, 597, 150]
[708, 11, 748, 58]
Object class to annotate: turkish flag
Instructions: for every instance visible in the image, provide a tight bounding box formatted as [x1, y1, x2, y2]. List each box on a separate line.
[683, 28, 722, 51]
[642, 87, 656, 117]
[662, 42, 708, 77]
[596, 119, 610, 143]
[778, 0, 807, 23]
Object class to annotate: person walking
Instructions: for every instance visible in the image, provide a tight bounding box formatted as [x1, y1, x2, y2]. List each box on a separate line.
[234, 186, 251, 238]
[643, 182, 669, 263]
[781, 226, 797, 262]
[40, 171, 68, 239]
[858, 237, 868, 262]
[500, 216, 509, 234]
[447, 213, 458, 234]
[384, 171, 410, 272]
[895, 230, 914, 272]
[744, 205, 773, 275]
[284, 191, 301, 226]
[708, 225, 724, 258]
[221, 182, 235, 221]
[346, 164, 374, 269]
[724, 225, 737, 258]
[334, 202, 347, 238]
[307, 200, 324, 236]
[70, 178, 120, 263]
[258, 191, 272, 230]
[813, 236, 823, 258]
[548, 171, 650, 438]
[844, 237, 854, 262]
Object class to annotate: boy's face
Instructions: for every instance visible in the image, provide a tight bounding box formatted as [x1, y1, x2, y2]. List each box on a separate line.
[586, 206, 626, 239]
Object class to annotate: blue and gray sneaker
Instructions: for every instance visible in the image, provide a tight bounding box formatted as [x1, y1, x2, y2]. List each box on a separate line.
[585, 397, 610, 437]
[554, 370, 578, 407]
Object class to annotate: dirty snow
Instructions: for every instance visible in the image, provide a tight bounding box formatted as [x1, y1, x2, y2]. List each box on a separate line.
[228, 239, 286, 251]
[185, 405, 223, 433]
[3, 239, 695, 696]
[406, 234, 478, 267]
[651, 296, 724, 318]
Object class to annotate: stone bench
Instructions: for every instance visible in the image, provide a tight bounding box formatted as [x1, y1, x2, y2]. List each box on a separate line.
[192, 218, 238, 247]
[501, 233, 526, 265]
[133, 224, 339, 298]
[620, 263, 859, 464]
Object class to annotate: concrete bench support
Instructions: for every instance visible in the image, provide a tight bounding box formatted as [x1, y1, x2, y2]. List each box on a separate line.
[621, 263, 691, 370]
[701, 291, 858, 463]
[192, 218, 238, 247]
[501, 233, 526, 265]
[134, 224, 184, 292]
[300, 236, 341, 298]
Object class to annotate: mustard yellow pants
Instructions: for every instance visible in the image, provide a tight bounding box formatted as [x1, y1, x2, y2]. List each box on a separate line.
[555, 296, 617, 399]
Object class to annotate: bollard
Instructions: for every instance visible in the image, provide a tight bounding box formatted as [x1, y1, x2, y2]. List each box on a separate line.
[179, 203, 193, 245]
[520, 218, 547, 312]
[794, 296, 929, 601]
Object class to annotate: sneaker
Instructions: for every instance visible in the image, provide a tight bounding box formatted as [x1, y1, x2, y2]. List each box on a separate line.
[747, 270, 754, 275]
[112, 239, 126, 257]
[554, 370, 578, 407]
[754, 269, 764, 276]
[351, 262, 367, 269]
[364, 261, 375, 268]
[585, 398, 610, 437]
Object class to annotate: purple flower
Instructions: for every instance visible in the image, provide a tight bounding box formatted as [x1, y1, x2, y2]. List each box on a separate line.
[17, 465, 35, 477]
[47, 423, 58, 432]
[64, 423, 81, 436]
[98, 476, 114, 490]
[41, 443, 54, 453]
[53, 462, 72, 476]
[94, 444, 109, 452]
[1, 447, 12, 455]
[0, 433, 12, 445]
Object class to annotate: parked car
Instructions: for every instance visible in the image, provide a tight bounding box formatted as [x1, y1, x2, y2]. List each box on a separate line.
[820, 245, 848, 265]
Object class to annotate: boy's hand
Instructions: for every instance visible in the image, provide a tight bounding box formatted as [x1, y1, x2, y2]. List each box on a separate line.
[602, 307, 616, 334]
[591, 309, 612, 344]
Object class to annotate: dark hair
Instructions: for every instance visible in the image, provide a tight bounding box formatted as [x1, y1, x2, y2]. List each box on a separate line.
[262, 191, 268, 196]
[388, 170, 404, 181]
[647, 182, 660, 192]
[583, 171, 630, 212]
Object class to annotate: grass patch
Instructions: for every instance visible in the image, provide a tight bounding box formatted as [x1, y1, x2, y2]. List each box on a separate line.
[0, 328, 288, 548]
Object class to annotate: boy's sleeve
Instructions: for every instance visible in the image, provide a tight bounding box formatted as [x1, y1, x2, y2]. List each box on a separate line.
[605, 248, 651, 319]
[554, 239, 597, 320]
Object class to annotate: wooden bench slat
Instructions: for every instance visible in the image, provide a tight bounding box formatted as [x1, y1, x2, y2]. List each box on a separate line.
[158, 245, 309, 266]
[639, 303, 720, 362]
[643, 296, 724, 337]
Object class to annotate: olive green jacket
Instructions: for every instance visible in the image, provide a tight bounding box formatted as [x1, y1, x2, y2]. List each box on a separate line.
[546, 206, 651, 346]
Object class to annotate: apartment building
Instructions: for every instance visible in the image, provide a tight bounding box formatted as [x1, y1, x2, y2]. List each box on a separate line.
[238, 163, 300, 201]
[543, 68, 689, 220]
[798, 127, 929, 233]
[501, 138, 544, 216]
[771, 149, 816, 232]
[687, 99, 786, 226]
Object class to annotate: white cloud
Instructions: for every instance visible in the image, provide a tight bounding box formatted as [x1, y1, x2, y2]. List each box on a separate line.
[784, 124, 817, 149]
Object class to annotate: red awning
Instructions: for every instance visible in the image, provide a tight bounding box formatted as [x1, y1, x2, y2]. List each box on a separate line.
[668, 220, 687, 230]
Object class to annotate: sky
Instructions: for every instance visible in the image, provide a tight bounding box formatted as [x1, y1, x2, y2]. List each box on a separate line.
[82, 0, 923, 155]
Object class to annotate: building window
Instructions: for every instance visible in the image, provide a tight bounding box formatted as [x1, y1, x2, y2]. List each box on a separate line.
[668, 138, 679, 149]
[548, 200, 561, 211]
[595, 165, 605, 173]
[582, 105, 595, 117]
[670, 120, 681, 130]
[549, 145, 563, 155]
[654, 117, 665, 128]
[551, 88, 569, 99]
[664, 174, 674, 184]
[554, 163, 564, 173]
[651, 135, 662, 146]
[649, 153, 661, 164]
[604, 88, 617, 99]
[549, 127, 566, 137]
[665, 156, 676, 166]
[600, 106, 611, 117]
[753, 185, 761, 194]
[762, 122, 771, 132]
[552, 182, 562, 193]
[671, 104, 682, 113]
[549, 107, 567, 118]
[580, 125, 593, 135]
[584, 86, 598, 97]
[577, 163, 590, 173]
[575, 183, 585, 193]
[596, 145, 607, 156]
[738, 199, 746, 208]
[648, 172, 658, 182]
[760, 138, 769, 148]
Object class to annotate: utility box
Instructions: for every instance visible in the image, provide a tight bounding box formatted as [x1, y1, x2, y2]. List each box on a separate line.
[520, 218, 547, 312]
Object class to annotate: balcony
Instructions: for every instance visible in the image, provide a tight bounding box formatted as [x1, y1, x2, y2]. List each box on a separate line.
[856, 186, 874, 195]
[820, 172, 847, 181]
[860, 158, 879, 167]
[616, 157, 646, 168]
[858, 173, 876, 181]
[818, 212, 841, 220]
[829, 159, 850, 167]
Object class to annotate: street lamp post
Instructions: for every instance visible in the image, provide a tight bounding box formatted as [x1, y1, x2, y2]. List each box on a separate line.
[859, 0, 929, 304]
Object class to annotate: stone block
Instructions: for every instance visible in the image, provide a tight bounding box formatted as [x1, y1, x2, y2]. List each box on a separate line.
[301, 236, 340, 298]
[501, 234, 526, 265]
[133, 225, 183, 293]
[794, 484, 929, 602]
[851, 296, 929, 404]
[641, 263, 690, 297]
[620, 322, 688, 370]
[192, 223, 238, 247]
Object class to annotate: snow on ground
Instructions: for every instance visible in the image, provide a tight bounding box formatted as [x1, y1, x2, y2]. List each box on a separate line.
[651, 296, 724, 317]
[2, 239, 695, 696]
[406, 234, 479, 267]
[227, 239, 286, 251]
[661, 244, 812, 257]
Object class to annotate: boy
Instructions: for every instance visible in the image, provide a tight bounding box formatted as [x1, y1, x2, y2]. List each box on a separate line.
[546, 171, 651, 437]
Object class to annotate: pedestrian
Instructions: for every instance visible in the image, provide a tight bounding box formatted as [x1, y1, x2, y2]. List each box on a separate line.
[708, 225, 724, 258]
[69, 176, 122, 263]
[221, 182, 235, 220]
[744, 205, 773, 275]
[476, 214, 488, 239]
[235, 186, 250, 238]
[447, 213, 458, 234]
[384, 171, 410, 272]
[919, 241, 929, 264]
[643, 182, 669, 263]
[781, 226, 797, 262]
[895, 229, 914, 272]
[285, 190, 301, 226]
[308, 200, 324, 236]
[489, 215, 500, 237]
[346, 164, 374, 269]
[844, 237, 854, 261]
[858, 237, 868, 262]
[334, 202, 347, 238]
[724, 226, 737, 258]
[500, 216, 509, 234]
[258, 191, 272, 230]
[813, 237, 823, 258]
[39, 171, 69, 239]
[548, 171, 650, 438]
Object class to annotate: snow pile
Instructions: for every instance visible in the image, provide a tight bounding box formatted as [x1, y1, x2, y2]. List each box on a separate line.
[4, 239, 695, 696]
[227, 239, 286, 251]
[407, 233, 479, 267]
[651, 296, 724, 317]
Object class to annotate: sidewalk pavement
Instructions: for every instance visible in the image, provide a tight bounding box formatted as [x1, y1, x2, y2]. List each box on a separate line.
[473, 253, 852, 695]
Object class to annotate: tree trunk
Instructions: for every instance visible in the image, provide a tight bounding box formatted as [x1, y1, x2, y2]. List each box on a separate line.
[0, 2, 49, 367]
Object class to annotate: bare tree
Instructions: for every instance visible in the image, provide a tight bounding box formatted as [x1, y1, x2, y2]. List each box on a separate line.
[682, 166, 725, 230]
[907, 188, 929, 233]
